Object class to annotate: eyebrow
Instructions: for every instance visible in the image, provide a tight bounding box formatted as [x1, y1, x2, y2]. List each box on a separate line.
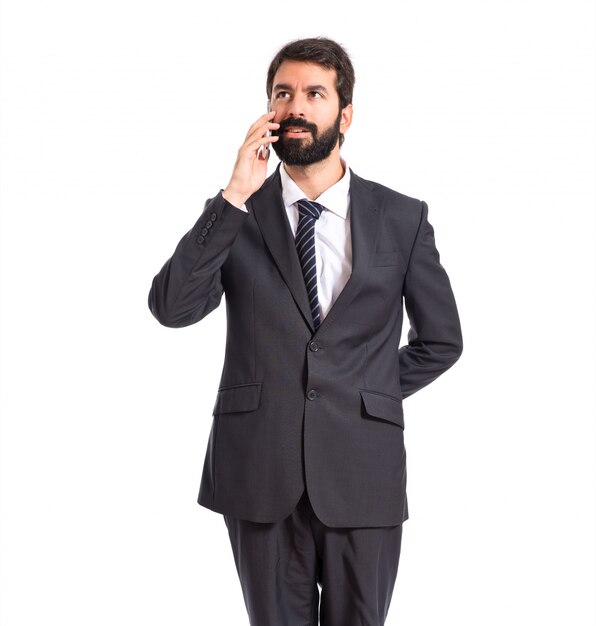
[272, 83, 329, 94]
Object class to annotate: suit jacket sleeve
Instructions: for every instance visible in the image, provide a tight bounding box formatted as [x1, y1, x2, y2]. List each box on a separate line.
[148, 191, 249, 328]
[398, 200, 463, 399]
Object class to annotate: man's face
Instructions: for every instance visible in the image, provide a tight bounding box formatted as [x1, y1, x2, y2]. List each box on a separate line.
[269, 60, 352, 166]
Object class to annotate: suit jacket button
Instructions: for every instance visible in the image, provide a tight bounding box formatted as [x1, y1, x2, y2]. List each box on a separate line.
[309, 341, 320, 351]
[307, 389, 317, 400]
[210, 212, 217, 221]
[201, 228, 209, 236]
[206, 220, 213, 228]
[196, 235, 205, 244]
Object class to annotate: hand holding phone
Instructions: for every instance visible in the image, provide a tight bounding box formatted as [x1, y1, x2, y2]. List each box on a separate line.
[223, 109, 279, 208]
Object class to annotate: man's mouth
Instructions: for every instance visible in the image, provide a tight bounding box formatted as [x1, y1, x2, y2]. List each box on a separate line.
[283, 127, 310, 136]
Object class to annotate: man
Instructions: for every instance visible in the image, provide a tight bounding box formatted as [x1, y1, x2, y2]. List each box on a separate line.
[148, 37, 462, 626]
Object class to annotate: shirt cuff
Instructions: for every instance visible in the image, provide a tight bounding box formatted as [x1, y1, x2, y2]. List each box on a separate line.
[221, 189, 249, 213]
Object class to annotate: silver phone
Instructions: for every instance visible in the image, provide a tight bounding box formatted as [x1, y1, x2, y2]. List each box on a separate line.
[258, 100, 272, 160]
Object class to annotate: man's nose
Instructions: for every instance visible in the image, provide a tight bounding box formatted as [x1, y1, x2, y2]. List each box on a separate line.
[285, 109, 306, 119]
[286, 95, 308, 118]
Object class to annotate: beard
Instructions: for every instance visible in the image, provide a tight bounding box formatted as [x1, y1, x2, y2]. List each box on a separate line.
[271, 111, 342, 166]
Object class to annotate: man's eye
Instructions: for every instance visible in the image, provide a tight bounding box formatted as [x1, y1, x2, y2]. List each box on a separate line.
[275, 92, 289, 99]
[309, 92, 322, 98]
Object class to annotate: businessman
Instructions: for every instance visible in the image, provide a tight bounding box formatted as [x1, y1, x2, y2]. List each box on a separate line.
[148, 37, 463, 626]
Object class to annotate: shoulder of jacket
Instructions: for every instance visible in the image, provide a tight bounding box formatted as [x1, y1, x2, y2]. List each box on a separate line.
[350, 170, 423, 213]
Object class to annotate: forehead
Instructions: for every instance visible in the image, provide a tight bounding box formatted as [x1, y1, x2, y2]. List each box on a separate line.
[272, 60, 338, 92]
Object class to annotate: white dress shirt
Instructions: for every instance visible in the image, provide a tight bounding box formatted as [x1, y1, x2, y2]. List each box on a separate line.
[231, 163, 352, 322]
[279, 164, 352, 321]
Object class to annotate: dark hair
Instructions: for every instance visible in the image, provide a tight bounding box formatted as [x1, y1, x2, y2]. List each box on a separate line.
[266, 37, 355, 111]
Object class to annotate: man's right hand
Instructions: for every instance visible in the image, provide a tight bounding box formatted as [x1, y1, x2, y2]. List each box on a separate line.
[223, 111, 280, 209]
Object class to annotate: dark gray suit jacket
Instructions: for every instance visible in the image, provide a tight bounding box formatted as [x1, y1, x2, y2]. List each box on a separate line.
[148, 166, 463, 527]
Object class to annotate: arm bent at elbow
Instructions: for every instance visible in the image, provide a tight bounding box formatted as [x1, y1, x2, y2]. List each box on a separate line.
[148, 191, 249, 328]
[399, 200, 463, 399]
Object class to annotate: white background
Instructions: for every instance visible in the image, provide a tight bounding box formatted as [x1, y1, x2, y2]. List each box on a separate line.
[1, 0, 594, 624]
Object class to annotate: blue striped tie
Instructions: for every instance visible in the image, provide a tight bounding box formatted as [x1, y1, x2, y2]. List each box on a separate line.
[296, 199, 325, 330]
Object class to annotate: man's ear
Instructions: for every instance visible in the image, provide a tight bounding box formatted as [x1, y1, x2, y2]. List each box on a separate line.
[340, 103, 353, 134]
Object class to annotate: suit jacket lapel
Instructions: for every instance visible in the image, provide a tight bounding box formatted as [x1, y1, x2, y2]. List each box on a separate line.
[249, 166, 382, 336]
[317, 170, 381, 335]
[250, 166, 315, 331]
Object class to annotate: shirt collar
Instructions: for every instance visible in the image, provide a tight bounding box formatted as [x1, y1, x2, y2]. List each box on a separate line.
[279, 160, 351, 220]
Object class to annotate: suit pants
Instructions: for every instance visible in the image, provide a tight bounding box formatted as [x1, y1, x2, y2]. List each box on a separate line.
[223, 489, 403, 626]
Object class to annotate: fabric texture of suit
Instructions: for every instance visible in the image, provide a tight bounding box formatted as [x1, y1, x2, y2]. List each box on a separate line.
[148, 165, 463, 528]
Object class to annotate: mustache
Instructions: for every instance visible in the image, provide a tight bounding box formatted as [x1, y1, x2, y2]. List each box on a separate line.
[274, 117, 318, 135]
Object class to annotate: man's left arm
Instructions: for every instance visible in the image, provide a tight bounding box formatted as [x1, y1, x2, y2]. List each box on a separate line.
[398, 200, 463, 399]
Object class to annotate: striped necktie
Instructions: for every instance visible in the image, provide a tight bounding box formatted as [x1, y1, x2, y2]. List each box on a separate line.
[295, 199, 325, 330]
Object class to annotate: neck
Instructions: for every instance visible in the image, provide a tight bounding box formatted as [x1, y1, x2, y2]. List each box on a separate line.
[282, 147, 345, 200]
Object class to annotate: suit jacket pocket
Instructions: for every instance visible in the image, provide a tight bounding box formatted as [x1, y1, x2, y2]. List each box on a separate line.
[212, 382, 262, 415]
[373, 251, 399, 266]
[359, 389, 404, 428]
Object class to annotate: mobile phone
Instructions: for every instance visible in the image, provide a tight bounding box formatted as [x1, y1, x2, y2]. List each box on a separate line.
[258, 100, 272, 160]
